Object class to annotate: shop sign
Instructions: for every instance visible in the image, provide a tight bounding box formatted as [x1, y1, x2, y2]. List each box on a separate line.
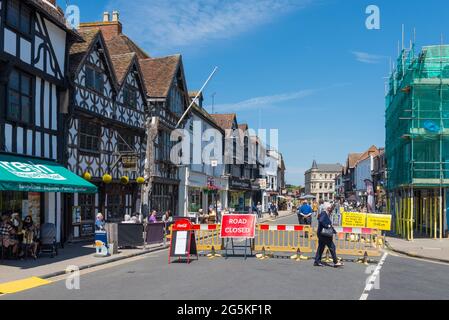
[229, 178, 251, 190]
[258, 179, 267, 190]
[0, 161, 66, 181]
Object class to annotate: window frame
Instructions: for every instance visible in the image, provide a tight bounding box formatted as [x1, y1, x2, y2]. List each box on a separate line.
[6, 0, 32, 37]
[78, 120, 101, 155]
[7, 69, 33, 125]
[123, 84, 137, 109]
[85, 64, 104, 94]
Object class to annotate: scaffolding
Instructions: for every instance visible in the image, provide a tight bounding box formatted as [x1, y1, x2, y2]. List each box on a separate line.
[386, 44, 449, 240]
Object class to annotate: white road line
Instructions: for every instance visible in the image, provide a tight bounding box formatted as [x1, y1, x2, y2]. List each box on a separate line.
[359, 252, 389, 301]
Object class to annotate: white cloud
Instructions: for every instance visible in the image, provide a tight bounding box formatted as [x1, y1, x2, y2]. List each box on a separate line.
[107, 0, 312, 54]
[213, 89, 318, 112]
[352, 51, 387, 64]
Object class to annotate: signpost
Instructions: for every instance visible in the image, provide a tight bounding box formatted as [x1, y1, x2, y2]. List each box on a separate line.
[169, 219, 198, 264]
[220, 214, 257, 260]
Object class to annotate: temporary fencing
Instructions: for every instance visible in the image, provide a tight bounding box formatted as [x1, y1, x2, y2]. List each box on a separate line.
[254, 224, 313, 260]
[192, 224, 224, 256]
[186, 223, 385, 264]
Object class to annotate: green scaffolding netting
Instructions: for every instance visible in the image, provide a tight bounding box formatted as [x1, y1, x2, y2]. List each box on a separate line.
[386, 45, 449, 190]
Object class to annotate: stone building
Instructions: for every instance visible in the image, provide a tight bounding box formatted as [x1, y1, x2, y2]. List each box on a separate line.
[304, 161, 343, 201]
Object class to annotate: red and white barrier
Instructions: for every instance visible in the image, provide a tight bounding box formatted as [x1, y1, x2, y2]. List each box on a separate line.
[192, 224, 220, 231]
[259, 225, 306, 231]
[333, 227, 375, 235]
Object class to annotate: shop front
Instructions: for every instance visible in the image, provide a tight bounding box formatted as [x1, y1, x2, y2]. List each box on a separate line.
[228, 178, 252, 213]
[0, 154, 97, 243]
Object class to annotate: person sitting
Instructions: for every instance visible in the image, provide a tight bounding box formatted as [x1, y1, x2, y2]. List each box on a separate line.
[0, 213, 19, 259]
[123, 213, 132, 223]
[148, 210, 158, 224]
[208, 208, 217, 224]
[162, 210, 173, 223]
[21, 215, 38, 259]
[198, 209, 209, 224]
[95, 213, 106, 231]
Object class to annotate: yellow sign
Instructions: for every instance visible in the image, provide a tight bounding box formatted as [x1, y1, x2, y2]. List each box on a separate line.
[342, 212, 367, 228]
[367, 214, 392, 231]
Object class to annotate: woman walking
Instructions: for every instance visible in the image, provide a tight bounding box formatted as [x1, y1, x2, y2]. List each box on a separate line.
[314, 203, 344, 268]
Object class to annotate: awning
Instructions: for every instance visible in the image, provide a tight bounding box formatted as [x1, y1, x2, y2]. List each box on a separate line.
[0, 154, 97, 193]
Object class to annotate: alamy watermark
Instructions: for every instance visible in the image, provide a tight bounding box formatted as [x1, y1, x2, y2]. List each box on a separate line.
[65, 265, 80, 290]
[65, 5, 80, 30]
[365, 5, 380, 30]
[169, 122, 279, 172]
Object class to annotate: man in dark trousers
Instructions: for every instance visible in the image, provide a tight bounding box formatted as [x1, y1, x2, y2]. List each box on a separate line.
[297, 201, 313, 225]
[314, 203, 344, 268]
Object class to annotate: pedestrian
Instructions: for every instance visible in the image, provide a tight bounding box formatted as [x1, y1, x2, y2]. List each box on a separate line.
[314, 203, 344, 268]
[312, 200, 319, 215]
[297, 201, 313, 225]
[257, 202, 262, 219]
[271, 203, 279, 219]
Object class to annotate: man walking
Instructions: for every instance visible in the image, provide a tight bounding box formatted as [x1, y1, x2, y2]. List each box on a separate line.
[297, 201, 313, 225]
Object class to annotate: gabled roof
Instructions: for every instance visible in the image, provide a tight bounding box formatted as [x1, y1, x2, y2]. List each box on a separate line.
[238, 124, 248, 131]
[356, 145, 380, 164]
[210, 114, 237, 130]
[347, 153, 363, 168]
[69, 29, 101, 75]
[190, 104, 223, 133]
[139, 55, 181, 98]
[106, 34, 150, 59]
[110, 53, 135, 85]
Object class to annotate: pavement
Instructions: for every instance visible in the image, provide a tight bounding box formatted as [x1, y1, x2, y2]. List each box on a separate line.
[0, 211, 293, 285]
[386, 237, 449, 264]
[3, 214, 449, 300]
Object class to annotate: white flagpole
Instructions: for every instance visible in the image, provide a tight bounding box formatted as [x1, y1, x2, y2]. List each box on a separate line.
[176, 67, 218, 128]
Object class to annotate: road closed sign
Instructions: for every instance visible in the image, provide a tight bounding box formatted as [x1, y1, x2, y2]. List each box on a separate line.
[220, 214, 257, 239]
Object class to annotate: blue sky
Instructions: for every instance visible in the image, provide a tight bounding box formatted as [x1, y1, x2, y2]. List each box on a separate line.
[63, 0, 449, 185]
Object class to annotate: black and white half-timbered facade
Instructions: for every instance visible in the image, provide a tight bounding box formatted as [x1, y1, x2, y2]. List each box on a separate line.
[140, 55, 190, 215]
[0, 0, 86, 243]
[67, 28, 147, 239]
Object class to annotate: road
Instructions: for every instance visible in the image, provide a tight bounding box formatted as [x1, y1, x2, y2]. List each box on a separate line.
[2, 214, 449, 300]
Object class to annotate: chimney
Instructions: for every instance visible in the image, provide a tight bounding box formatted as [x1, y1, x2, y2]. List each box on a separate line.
[112, 11, 119, 22]
[103, 12, 110, 22]
[80, 10, 122, 41]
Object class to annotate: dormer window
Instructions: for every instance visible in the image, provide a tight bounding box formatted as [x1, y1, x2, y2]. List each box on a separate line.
[6, 0, 31, 35]
[85, 65, 104, 93]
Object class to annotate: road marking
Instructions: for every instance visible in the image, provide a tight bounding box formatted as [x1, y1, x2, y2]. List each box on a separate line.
[359, 252, 388, 301]
[0, 277, 51, 295]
